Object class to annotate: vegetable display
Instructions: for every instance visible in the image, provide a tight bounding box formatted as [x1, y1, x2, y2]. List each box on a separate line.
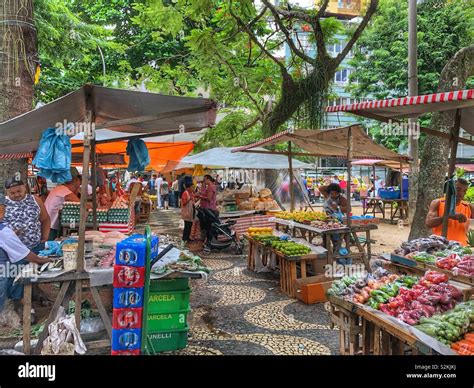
[394, 235, 460, 255]
[451, 333, 474, 355]
[310, 220, 345, 230]
[415, 301, 474, 347]
[274, 211, 327, 223]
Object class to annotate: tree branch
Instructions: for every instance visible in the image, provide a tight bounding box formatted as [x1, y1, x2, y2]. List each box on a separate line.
[334, 0, 379, 67]
[262, 0, 316, 65]
[228, 0, 289, 77]
[313, 18, 328, 60]
[215, 50, 266, 117]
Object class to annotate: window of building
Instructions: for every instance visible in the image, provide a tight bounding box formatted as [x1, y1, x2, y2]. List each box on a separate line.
[335, 69, 349, 84]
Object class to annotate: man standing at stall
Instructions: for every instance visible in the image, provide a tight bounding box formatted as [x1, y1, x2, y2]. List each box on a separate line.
[44, 176, 88, 240]
[425, 178, 474, 246]
[0, 195, 50, 322]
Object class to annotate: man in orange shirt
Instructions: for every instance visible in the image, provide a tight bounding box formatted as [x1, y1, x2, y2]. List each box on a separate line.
[425, 178, 474, 246]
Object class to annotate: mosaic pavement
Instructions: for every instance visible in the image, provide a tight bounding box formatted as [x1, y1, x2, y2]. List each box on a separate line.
[150, 210, 340, 355]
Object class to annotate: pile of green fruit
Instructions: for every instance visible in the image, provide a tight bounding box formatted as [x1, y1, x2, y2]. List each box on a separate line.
[270, 240, 311, 256]
[416, 301, 474, 346]
[253, 234, 281, 246]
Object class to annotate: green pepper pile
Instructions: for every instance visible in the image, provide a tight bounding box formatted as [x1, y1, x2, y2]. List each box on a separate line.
[416, 301, 474, 346]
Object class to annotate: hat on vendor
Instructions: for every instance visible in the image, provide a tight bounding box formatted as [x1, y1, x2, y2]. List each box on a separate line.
[4, 176, 25, 189]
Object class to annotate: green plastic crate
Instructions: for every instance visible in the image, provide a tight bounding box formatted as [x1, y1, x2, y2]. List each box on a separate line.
[149, 278, 189, 292]
[146, 308, 190, 331]
[147, 289, 191, 313]
[145, 326, 189, 354]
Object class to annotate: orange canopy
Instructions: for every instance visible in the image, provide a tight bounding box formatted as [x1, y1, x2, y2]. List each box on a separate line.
[71, 141, 194, 172]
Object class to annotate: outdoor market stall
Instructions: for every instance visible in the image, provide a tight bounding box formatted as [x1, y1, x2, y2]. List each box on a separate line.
[232, 125, 409, 270]
[324, 90, 474, 355]
[0, 84, 217, 354]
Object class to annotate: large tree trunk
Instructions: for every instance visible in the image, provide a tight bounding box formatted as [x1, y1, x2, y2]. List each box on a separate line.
[409, 45, 474, 240]
[0, 0, 38, 193]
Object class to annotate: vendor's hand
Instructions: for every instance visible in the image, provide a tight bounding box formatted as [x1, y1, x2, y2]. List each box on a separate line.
[450, 213, 467, 223]
[330, 203, 338, 210]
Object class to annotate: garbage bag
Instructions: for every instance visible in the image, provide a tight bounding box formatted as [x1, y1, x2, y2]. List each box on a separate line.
[126, 139, 150, 172]
[32, 128, 72, 183]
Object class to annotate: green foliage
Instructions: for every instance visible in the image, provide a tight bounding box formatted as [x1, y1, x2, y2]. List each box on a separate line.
[465, 187, 474, 203]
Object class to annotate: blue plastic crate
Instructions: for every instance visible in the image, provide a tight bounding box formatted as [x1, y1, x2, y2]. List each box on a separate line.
[113, 288, 144, 309]
[115, 235, 146, 267]
[112, 328, 142, 351]
[379, 188, 402, 200]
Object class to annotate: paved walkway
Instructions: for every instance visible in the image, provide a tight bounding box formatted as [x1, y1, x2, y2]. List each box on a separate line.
[147, 209, 340, 355]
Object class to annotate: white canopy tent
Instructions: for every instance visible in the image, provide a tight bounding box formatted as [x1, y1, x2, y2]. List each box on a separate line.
[181, 147, 312, 170]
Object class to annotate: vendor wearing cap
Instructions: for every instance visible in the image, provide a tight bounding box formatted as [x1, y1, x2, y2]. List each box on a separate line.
[426, 178, 474, 246]
[0, 195, 50, 321]
[3, 177, 50, 254]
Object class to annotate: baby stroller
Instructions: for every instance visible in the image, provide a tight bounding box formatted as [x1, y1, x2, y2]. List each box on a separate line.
[196, 207, 244, 255]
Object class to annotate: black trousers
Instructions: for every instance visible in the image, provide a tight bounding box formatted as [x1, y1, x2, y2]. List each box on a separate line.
[183, 221, 193, 242]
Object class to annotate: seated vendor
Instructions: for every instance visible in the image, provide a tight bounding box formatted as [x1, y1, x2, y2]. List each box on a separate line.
[425, 178, 474, 246]
[319, 183, 349, 217]
[0, 195, 50, 323]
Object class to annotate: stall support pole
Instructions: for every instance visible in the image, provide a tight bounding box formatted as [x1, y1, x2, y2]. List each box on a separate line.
[347, 128, 353, 227]
[91, 138, 98, 230]
[288, 141, 295, 212]
[372, 165, 376, 196]
[441, 109, 462, 237]
[399, 161, 403, 200]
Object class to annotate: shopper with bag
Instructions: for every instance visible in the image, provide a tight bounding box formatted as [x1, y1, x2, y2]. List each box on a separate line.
[181, 183, 195, 243]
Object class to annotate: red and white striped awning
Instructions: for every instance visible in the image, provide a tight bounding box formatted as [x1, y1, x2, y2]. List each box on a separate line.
[0, 152, 33, 160]
[326, 89, 474, 134]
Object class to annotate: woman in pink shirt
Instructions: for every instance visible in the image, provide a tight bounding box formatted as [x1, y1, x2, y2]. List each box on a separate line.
[198, 175, 217, 213]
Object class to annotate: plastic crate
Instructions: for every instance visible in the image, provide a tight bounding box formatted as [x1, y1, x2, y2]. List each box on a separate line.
[379, 189, 401, 200]
[115, 235, 146, 267]
[111, 328, 141, 351]
[147, 289, 191, 313]
[113, 288, 144, 309]
[144, 326, 189, 354]
[112, 308, 143, 330]
[111, 349, 140, 356]
[149, 278, 189, 292]
[146, 308, 190, 331]
[113, 266, 145, 288]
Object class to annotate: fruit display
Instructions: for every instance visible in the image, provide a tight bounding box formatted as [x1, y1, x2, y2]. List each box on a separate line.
[394, 235, 460, 255]
[252, 234, 281, 246]
[247, 227, 274, 237]
[415, 301, 474, 347]
[377, 271, 463, 325]
[270, 240, 311, 256]
[274, 211, 327, 223]
[310, 219, 345, 230]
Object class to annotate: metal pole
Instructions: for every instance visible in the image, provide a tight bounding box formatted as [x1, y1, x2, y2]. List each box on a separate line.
[347, 128, 353, 227]
[288, 142, 295, 212]
[442, 110, 462, 237]
[408, 0, 419, 220]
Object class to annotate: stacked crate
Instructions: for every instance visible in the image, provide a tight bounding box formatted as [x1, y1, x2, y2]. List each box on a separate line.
[111, 236, 147, 355]
[144, 278, 191, 354]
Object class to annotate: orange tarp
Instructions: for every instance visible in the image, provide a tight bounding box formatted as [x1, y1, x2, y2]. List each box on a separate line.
[71, 141, 194, 172]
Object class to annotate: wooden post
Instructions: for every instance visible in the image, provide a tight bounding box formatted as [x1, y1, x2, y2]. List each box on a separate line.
[91, 137, 98, 230]
[347, 128, 353, 227]
[399, 161, 403, 200]
[441, 109, 462, 237]
[288, 141, 295, 212]
[372, 165, 376, 196]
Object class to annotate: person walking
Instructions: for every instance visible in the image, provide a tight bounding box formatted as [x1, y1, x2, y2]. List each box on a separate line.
[160, 177, 170, 210]
[155, 174, 163, 209]
[181, 183, 195, 243]
[171, 177, 179, 208]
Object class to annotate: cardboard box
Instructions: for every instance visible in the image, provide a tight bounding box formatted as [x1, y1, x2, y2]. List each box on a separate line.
[295, 275, 334, 304]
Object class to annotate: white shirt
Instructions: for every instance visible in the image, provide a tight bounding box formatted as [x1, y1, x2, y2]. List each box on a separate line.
[0, 225, 30, 263]
[375, 179, 383, 191]
[45, 185, 73, 230]
[155, 177, 163, 192]
[126, 178, 138, 192]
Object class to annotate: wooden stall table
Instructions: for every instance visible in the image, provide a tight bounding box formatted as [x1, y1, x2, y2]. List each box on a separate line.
[244, 234, 327, 298]
[272, 218, 377, 271]
[328, 295, 457, 355]
[361, 197, 409, 224]
[138, 200, 152, 224]
[19, 266, 203, 355]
